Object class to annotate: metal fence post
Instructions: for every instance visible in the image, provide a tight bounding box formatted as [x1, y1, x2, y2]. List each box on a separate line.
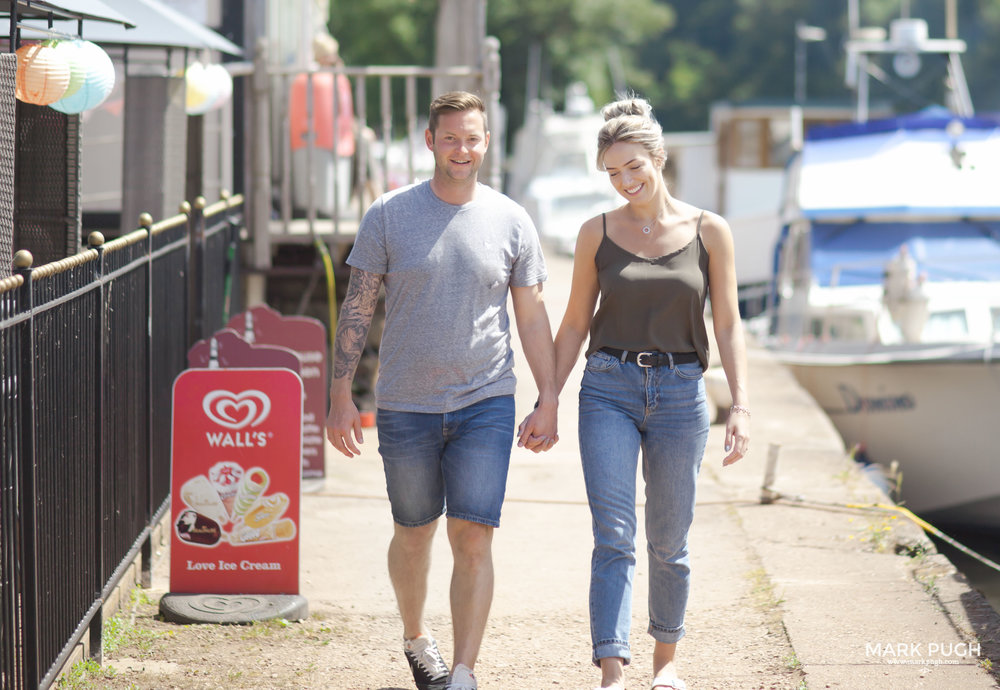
[139, 216, 154, 589]
[13, 249, 39, 690]
[192, 197, 207, 345]
[89, 231, 107, 667]
[183, 201, 200, 347]
[220, 192, 239, 325]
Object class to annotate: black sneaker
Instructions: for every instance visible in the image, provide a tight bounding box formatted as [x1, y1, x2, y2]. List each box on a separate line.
[403, 635, 449, 690]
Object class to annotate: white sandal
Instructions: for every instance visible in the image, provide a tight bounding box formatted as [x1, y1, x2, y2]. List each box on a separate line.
[651, 676, 686, 690]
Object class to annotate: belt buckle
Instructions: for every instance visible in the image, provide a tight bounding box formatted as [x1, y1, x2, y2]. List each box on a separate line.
[636, 351, 656, 368]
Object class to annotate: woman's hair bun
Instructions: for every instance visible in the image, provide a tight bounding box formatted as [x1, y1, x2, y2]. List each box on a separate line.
[600, 95, 653, 122]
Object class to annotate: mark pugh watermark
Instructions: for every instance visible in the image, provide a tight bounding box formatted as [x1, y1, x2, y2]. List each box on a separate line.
[865, 641, 981, 665]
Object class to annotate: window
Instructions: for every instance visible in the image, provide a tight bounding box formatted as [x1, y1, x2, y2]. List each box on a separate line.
[923, 310, 968, 340]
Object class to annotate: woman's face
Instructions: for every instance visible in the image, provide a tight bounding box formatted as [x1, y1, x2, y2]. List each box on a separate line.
[602, 141, 660, 203]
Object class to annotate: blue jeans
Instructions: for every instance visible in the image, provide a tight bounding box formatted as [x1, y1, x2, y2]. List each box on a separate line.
[578, 350, 708, 665]
[376, 395, 515, 528]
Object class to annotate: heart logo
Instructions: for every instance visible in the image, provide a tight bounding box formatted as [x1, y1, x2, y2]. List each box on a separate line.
[202, 389, 271, 429]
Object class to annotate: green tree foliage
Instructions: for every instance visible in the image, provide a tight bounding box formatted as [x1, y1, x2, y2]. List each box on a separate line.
[327, 0, 1000, 138]
[329, 0, 671, 141]
[329, 0, 438, 67]
[487, 0, 674, 135]
[647, 0, 999, 130]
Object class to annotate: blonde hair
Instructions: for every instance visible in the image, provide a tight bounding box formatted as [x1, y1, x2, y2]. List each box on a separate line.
[428, 91, 488, 136]
[596, 95, 666, 171]
[313, 33, 341, 66]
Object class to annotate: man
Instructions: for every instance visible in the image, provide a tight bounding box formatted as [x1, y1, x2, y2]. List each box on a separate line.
[326, 91, 558, 690]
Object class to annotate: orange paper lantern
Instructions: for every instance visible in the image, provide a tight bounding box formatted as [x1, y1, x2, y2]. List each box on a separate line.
[15, 43, 70, 106]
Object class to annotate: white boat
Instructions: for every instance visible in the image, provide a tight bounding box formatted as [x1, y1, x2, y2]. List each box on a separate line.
[767, 18, 1000, 528]
[508, 84, 620, 255]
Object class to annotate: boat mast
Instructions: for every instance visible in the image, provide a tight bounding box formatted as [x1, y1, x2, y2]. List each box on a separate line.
[843, 0, 972, 122]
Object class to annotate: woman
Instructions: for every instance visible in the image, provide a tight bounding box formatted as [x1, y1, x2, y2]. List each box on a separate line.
[523, 96, 749, 689]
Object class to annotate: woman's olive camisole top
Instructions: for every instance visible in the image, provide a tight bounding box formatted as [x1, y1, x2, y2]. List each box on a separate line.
[585, 211, 710, 371]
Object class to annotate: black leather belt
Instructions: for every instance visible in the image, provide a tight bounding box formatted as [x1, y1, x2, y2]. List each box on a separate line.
[600, 347, 701, 368]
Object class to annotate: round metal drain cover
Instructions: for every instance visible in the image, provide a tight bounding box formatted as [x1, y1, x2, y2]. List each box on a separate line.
[159, 593, 308, 624]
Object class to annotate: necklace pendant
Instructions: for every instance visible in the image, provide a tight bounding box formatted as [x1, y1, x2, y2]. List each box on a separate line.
[642, 225, 651, 235]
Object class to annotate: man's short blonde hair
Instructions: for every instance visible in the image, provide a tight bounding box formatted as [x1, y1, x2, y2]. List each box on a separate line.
[428, 91, 487, 137]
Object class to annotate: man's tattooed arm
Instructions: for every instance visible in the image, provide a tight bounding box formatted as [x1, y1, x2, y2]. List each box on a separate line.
[333, 267, 383, 381]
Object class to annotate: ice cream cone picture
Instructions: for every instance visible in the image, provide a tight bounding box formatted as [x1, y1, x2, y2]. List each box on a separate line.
[208, 460, 244, 518]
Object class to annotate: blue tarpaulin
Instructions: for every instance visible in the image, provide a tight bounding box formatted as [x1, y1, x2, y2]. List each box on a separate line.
[809, 221, 1000, 287]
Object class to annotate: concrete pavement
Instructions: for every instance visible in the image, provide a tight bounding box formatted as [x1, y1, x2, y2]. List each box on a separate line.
[301, 250, 1000, 689]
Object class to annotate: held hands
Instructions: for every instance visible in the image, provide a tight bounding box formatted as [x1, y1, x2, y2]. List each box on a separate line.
[516, 400, 559, 453]
[723, 405, 750, 466]
[325, 396, 365, 458]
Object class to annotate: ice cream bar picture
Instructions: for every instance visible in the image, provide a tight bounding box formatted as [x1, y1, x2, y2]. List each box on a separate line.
[180, 475, 229, 525]
[243, 491, 289, 529]
[229, 517, 296, 545]
[175, 509, 222, 546]
[232, 467, 270, 519]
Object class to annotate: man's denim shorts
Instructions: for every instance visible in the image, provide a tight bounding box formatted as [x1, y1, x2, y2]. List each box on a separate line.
[376, 394, 515, 528]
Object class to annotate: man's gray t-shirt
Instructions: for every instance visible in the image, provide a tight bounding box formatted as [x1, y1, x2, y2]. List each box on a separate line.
[347, 180, 547, 413]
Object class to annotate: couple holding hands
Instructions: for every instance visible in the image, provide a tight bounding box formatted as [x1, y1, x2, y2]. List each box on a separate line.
[326, 90, 749, 690]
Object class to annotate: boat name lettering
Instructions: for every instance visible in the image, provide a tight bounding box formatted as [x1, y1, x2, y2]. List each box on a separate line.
[838, 385, 915, 413]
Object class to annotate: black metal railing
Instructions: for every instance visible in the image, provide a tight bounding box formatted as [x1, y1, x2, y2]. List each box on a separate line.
[0, 194, 244, 690]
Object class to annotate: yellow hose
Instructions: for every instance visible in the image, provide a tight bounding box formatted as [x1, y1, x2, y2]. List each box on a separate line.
[314, 237, 337, 354]
[844, 501, 1000, 572]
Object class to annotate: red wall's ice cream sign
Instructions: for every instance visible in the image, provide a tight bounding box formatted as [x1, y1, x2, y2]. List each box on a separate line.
[170, 368, 303, 594]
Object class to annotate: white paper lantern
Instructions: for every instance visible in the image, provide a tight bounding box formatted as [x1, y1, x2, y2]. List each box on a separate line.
[52, 40, 87, 98]
[185, 62, 212, 114]
[204, 64, 233, 111]
[186, 62, 233, 115]
[49, 41, 115, 114]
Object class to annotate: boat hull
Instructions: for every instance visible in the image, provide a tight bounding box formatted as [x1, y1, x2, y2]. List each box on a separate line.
[774, 347, 1000, 529]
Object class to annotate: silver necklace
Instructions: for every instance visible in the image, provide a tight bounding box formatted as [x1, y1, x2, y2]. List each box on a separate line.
[640, 213, 659, 234]
[637, 202, 668, 235]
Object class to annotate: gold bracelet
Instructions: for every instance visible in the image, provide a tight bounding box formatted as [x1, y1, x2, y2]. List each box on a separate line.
[730, 405, 751, 417]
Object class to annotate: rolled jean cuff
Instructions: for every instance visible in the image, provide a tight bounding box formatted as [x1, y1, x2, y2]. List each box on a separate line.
[648, 621, 686, 645]
[593, 640, 631, 667]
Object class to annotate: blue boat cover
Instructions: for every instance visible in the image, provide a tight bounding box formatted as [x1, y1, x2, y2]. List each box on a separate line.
[810, 221, 1000, 287]
[795, 108, 1000, 219]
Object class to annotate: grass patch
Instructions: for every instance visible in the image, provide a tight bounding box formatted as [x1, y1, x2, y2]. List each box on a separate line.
[57, 586, 165, 688]
[103, 588, 164, 656]
[746, 566, 785, 612]
[56, 659, 121, 688]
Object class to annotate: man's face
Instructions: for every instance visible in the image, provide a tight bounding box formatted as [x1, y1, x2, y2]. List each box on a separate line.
[425, 109, 489, 184]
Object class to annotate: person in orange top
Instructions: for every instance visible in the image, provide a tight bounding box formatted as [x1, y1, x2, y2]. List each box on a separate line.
[290, 33, 356, 215]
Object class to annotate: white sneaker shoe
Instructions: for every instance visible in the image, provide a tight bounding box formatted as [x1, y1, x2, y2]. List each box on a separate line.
[447, 662, 477, 690]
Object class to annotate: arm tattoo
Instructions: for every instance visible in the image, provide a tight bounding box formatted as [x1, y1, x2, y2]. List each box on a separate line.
[333, 267, 382, 380]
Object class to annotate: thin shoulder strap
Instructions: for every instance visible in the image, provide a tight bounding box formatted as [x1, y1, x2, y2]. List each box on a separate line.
[696, 210, 705, 236]
[602, 212, 607, 237]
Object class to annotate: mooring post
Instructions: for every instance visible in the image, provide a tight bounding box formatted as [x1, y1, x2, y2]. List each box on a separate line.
[760, 442, 781, 504]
